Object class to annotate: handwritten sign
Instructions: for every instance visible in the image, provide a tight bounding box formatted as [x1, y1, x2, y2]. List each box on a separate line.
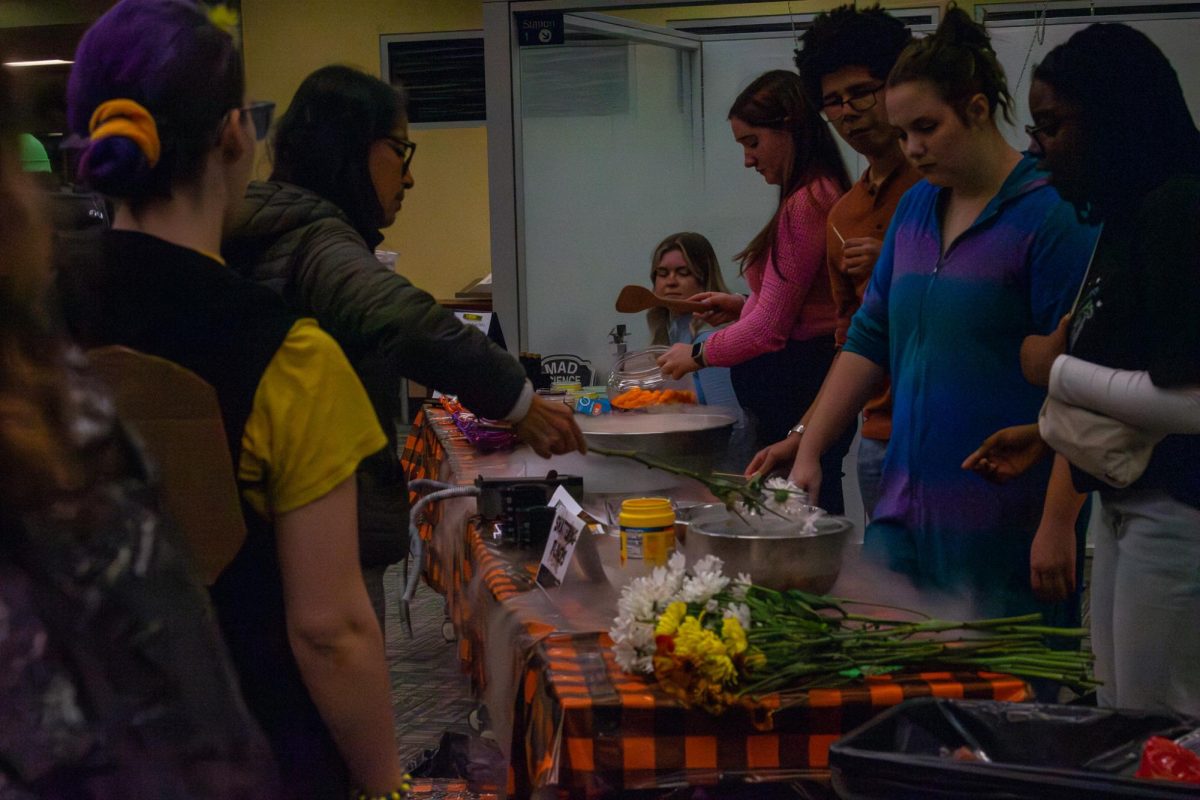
[536, 486, 586, 588]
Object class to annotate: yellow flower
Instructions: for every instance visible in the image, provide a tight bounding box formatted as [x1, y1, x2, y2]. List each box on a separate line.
[206, 4, 240, 35]
[672, 616, 739, 686]
[656, 601, 688, 637]
[721, 616, 748, 655]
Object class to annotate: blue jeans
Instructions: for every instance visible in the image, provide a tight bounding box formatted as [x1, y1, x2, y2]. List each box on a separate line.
[857, 435, 887, 521]
[1091, 488, 1200, 716]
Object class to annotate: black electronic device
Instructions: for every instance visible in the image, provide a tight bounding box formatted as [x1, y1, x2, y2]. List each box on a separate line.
[474, 471, 584, 549]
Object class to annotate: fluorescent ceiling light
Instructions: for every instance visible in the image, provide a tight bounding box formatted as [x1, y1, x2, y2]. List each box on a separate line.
[4, 59, 74, 67]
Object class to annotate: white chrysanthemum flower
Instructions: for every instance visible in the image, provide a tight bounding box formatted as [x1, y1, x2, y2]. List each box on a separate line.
[692, 554, 724, 577]
[679, 570, 730, 604]
[705, 598, 720, 613]
[668, 551, 686, 574]
[730, 572, 753, 601]
[736, 478, 826, 529]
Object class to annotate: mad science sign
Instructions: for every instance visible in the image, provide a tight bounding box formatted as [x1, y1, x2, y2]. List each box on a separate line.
[540, 353, 592, 387]
[516, 11, 564, 46]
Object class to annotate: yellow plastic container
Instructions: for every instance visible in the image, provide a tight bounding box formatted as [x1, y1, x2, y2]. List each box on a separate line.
[618, 497, 676, 568]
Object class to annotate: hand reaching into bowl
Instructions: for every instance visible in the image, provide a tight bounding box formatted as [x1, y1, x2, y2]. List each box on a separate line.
[657, 343, 699, 379]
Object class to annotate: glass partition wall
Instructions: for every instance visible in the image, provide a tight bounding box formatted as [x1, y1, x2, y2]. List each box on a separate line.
[483, 0, 937, 377]
[517, 15, 703, 379]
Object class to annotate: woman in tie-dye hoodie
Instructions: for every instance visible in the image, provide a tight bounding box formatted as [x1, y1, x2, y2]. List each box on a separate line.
[789, 7, 1097, 627]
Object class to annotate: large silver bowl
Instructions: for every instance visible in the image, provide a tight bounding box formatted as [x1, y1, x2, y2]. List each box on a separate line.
[575, 410, 736, 475]
[678, 504, 853, 594]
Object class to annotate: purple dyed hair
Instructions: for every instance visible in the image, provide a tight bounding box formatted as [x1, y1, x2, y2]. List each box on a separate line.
[68, 0, 244, 203]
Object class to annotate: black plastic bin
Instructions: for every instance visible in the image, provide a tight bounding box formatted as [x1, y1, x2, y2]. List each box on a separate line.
[829, 698, 1200, 799]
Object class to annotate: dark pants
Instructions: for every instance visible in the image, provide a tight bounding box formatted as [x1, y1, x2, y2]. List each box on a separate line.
[732, 334, 855, 515]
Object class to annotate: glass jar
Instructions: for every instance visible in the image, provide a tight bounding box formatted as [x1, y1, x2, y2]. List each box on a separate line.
[606, 346, 696, 409]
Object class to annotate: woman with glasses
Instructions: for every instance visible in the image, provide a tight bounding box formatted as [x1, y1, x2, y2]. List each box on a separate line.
[226, 66, 586, 620]
[657, 69, 856, 514]
[1012, 24, 1200, 715]
[787, 7, 1098, 631]
[56, 2, 407, 796]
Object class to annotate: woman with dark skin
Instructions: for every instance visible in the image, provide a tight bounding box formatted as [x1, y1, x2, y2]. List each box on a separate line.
[975, 24, 1200, 715]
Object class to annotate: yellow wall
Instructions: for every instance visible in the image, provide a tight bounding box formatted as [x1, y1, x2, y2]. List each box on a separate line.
[240, 0, 489, 301]
[239, 0, 1024, 301]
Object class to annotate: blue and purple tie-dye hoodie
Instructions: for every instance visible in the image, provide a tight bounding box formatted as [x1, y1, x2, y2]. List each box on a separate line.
[844, 153, 1099, 622]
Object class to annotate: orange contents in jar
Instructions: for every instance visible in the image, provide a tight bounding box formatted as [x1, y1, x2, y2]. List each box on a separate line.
[611, 387, 697, 409]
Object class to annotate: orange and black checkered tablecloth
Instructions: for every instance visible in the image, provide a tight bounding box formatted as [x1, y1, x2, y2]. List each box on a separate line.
[401, 410, 1032, 797]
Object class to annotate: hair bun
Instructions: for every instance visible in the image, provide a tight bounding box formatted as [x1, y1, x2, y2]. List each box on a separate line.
[77, 136, 153, 197]
[938, 5, 995, 53]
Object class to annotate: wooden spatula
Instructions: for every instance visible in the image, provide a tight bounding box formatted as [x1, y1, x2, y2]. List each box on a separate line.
[615, 285, 709, 314]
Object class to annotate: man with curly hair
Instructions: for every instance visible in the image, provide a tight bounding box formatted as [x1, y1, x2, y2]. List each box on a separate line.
[749, 6, 918, 519]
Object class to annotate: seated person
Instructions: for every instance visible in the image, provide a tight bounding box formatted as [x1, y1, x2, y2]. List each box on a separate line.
[647, 231, 739, 411]
[648, 232, 751, 468]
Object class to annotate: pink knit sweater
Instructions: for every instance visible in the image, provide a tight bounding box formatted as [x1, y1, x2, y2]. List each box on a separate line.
[704, 176, 842, 367]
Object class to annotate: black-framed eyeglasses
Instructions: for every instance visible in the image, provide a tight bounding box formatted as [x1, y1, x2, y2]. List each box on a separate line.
[241, 101, 276, 141]
[385, 135, 417, 173]
[820, 84, 884, 122]
[1024, 120, 1061, 152]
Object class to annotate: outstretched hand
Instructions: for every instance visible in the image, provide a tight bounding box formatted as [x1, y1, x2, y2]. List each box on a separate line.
[962, 423, 1050, 484]
[689, 291, 744, 327]
[657, 343, 699, 380]
[744, 436, 800, 479]
[516, 395, 587, 458]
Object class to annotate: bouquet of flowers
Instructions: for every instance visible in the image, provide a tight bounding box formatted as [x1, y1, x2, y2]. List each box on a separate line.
[610, 554, 1095, 715]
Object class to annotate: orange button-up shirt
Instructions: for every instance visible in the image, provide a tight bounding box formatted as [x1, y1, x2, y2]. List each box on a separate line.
[826, 160, 921, 441]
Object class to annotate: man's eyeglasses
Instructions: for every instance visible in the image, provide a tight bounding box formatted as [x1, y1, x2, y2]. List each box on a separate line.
[385, 136, 417, 173]
[241, 101, 276, 141]
[820, 84, 884, 122]
[652, 266, 694, 280]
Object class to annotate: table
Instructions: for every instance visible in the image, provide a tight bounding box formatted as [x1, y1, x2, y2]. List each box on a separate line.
[401, 408, 1030, 798]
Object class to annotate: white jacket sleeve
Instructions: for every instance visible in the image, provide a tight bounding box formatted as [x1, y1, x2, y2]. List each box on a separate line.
[1049, 354, 1200, 434]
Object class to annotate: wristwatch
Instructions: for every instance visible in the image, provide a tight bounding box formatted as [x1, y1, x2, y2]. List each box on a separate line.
[690, 340, 706, 368]
[788, 422, 807, 437]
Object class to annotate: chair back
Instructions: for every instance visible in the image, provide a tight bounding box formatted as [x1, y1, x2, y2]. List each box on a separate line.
[88, 345, 246, 585]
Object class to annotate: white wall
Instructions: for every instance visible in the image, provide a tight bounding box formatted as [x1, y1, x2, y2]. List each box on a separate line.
[987, 16, 1200, 148]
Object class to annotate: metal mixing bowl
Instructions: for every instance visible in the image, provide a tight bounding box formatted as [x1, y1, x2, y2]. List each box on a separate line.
[678, 504, 853, 594]
[575, 410, 736, 475]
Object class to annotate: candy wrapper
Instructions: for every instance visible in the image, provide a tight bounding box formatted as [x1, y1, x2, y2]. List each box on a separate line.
[1136, 736, 1200, 784]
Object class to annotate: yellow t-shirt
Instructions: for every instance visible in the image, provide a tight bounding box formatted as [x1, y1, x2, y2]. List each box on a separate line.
[238, 318, 386, 516]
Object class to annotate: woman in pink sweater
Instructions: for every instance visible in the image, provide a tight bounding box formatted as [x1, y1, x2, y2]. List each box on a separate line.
[659, 69, 855, 512]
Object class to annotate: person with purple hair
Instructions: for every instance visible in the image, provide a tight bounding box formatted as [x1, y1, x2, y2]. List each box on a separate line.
[55, 1, 409, 797]
[0, 49, 278, 800]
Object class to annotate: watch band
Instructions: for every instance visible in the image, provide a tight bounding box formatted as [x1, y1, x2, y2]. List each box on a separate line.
[788, 422, 806, 437]
[690, 340, 706, 368]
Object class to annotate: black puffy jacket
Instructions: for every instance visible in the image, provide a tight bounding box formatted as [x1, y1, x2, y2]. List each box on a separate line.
[224, 181, 527, 567]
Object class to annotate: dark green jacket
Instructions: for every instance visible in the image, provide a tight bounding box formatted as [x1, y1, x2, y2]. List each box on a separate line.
[225, 181, 527, 565]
